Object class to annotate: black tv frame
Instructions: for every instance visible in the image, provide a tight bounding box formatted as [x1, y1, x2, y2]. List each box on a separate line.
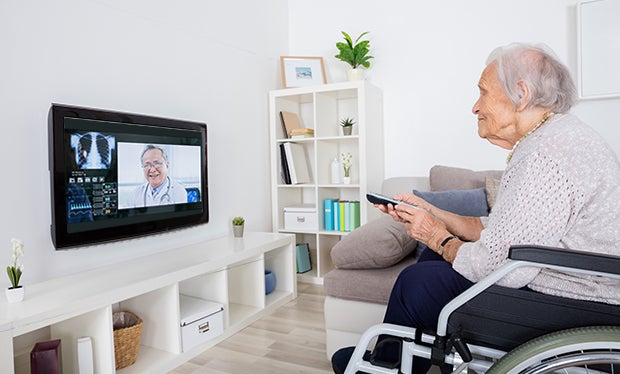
[49, 104, 209, 249]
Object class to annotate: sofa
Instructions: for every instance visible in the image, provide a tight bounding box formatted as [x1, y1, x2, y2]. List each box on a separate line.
[323, 165, 504, 359]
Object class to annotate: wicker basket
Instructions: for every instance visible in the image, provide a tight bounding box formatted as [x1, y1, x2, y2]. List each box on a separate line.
[113, 311, 143, 369]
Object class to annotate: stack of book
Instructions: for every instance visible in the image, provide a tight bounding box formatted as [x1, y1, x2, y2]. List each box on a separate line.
[279, 111, 314, 139]
[279, 142, 311, 184]
[289, 128, 314, 139]
[323, 199, 361, 232]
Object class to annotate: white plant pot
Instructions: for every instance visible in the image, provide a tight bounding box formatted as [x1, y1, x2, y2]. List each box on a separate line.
[6, 286, 24, 303]
[233, 225, 244, 238]
[343, 176, 351, 185]
[347, 68, 365, 81]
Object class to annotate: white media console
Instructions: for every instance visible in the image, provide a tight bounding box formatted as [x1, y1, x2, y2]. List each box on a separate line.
[0, 232, 296, 373]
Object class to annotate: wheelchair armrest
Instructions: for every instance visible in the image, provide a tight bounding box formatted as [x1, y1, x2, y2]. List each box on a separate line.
[509, 245, 620, 276]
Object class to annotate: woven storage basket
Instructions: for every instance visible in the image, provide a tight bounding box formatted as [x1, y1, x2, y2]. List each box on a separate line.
[113, 311, 143, 369]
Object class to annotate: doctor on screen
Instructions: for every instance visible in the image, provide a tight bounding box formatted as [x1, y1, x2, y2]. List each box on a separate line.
[126, 145, 188, 207]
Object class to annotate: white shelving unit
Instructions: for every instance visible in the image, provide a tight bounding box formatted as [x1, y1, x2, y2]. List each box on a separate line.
[269, 81, 384, 283]
[0, 232, 296, 373]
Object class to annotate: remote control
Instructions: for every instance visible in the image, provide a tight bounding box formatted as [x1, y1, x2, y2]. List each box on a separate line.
[366, 192, 422, 210]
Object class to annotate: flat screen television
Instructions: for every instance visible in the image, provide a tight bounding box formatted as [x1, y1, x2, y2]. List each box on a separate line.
[49, 104, 209, 249]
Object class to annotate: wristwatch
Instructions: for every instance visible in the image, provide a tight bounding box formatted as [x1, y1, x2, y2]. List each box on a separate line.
[438, 235, 457, 255]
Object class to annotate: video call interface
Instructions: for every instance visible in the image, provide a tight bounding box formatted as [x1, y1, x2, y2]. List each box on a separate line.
[64, 117, 203, 227]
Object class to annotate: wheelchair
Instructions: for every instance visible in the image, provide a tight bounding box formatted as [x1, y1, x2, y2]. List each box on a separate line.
[344, 245, 620, 374]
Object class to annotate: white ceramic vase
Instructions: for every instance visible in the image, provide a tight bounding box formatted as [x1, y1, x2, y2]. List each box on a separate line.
[347, 68, 365, 81]
[343, 176, 351, 185]
[6, 286, 24, 303]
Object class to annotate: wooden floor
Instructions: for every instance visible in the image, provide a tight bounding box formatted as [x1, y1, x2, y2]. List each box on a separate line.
[169, 283, 333, 374]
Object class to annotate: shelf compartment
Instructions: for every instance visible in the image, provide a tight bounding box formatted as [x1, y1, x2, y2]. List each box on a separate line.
[318, 235, 341, 277]
[119, 284, 181, 355]
[51, 305, 115, 373]
[264, 244, 295, 308]
[227, 256, 264, 328]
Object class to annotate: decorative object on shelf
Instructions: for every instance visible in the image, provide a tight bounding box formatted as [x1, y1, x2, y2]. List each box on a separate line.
[341, 152, 353, 184]
[264, 269, 277, 295]
[330, 156, 342, 184]
[112, 310, 143, 369]
[5, 238, 24, 303]
[232, 216, 245, 237]
[335, 31, 373, 81]
[280, 56, 327, 88]
[340, 117, 355, 136]
[30, 339, 61, 374]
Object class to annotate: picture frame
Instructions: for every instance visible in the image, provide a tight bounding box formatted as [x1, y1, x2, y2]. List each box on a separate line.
[280, 56, 327, 88]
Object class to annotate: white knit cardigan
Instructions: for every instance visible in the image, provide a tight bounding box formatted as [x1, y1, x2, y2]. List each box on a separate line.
[453, 113, 620, 305]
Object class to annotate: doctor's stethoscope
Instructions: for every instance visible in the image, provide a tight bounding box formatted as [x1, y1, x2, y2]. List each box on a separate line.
[144, 176, 171, 206]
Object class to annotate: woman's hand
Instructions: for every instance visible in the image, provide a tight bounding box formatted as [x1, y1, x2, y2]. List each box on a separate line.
[393, 203, 449, 250]
[373, 193, 448, 248]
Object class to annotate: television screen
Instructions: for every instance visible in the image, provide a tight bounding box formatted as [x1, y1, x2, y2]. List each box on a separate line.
[49, 104, 208, 249]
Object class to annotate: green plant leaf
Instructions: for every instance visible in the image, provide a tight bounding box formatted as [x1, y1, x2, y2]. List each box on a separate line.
[7, 266, 18, 288]
[335, 31, 372, 69]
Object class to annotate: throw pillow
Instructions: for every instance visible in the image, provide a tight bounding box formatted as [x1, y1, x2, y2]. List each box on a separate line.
[413, 188, 489, 217]
[413, 188, 489, 253]
[429, 165, 504, 191]
[331, 215, 418, 269]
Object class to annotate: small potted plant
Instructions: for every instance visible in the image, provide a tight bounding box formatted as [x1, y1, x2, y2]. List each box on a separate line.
[232, 216, 245, 238]
[335, 31, 374, 81]
[6, 238, 25, 303]
[339, 117, 355, 136]
[341, 152, 353, 184]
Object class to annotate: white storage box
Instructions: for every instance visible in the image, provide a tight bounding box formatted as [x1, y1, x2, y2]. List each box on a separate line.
[284, 205, 317, 230]
[179, 295, 224, 352]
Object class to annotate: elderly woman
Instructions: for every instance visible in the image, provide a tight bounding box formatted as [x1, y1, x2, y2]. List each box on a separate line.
[332, 42, 620, 373]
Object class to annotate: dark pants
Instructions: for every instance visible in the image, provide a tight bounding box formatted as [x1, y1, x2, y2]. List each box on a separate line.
[331, 248, 474, 373]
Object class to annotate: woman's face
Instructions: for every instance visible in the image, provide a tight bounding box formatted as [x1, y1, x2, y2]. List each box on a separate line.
[472, 62, 518, 150]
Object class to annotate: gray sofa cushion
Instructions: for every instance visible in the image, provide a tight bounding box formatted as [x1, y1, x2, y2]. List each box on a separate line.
[331, 215, 418, 269]
[324, 256, 418, 304]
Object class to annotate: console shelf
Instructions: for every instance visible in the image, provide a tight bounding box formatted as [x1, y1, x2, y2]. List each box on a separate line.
[0, 232, 296, 373]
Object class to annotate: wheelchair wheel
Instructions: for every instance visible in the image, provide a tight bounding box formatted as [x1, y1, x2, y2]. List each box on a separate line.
[487, 326, 620, 373]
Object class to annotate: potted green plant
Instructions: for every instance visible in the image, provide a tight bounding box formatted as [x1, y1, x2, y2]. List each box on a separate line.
[335, 31, 374, 81]
[339, 117, 355, 136]
[341, 152, 353, 184]
[232, 216, 245, 238]
[6, 238, 25, 303]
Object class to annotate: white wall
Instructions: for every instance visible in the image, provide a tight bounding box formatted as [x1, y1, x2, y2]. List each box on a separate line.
[0, 0, 288, 285]
[3, 0, 619, 287]
[288, 0, 620, 177]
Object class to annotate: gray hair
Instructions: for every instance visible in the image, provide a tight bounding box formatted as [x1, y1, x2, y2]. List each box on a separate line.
[141, 144, 168, 162]
[486, 43, 577, 113]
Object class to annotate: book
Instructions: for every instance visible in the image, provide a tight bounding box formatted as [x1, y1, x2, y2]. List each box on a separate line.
[290, 128, 315, 139]
[289, 128, 314, 136]
[339, 202, 345, 231]
[279, 111, 302, 138]
[295, 243, 312, 273]
[350, 201, 361, 230]
[344, 201, 351, 231]
[333, 200, 339, 231]
[282, 142, 310, 184]
[279, 143, 291, 184]
[323, 198, 336, 230]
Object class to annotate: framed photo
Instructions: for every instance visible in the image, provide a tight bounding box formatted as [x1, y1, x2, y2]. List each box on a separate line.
[280, 56, 327, 88]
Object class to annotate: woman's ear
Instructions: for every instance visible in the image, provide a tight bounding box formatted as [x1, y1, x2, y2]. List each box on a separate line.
[515, 80, 531, 111]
